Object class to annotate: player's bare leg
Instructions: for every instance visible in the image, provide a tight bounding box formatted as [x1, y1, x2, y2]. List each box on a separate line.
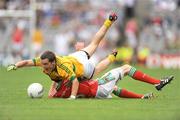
[94, 49, 118, 76]
[82, 13, 118, 57]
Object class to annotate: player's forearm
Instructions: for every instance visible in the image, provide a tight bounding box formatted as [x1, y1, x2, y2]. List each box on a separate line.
[15, 60, 34, 68]
[70, 78, 79, 98]
[48, 82, 57, 98]
[7, 59, 35, 71]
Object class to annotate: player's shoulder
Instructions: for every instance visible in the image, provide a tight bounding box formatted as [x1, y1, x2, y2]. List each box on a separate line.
[32, 57, 41, 66]
[56, 56, 72, 64]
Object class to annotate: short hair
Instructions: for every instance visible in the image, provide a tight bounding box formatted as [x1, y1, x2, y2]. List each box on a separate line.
[40, 50, 56, 62]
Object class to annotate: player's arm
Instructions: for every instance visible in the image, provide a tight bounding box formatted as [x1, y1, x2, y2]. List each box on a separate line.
[69, 77, 79, 100]
[94, 50, 118, 76]
[15, 60, 35, 67]
[7, 59, 35, 71]
[7, 57, 41, 71]
[48, 81, 57, 98]
[56, 63, 79, 100]
[82, 13, 118, 57]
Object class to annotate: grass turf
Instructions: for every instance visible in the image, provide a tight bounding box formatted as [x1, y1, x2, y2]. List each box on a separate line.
[0, 65, 180, 120]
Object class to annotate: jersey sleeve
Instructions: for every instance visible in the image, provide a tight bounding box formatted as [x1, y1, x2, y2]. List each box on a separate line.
[57, 63, 76, 81]
[32, 57, 41, 66]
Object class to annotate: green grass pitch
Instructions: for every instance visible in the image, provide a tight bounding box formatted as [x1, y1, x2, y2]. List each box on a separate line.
[0, 64, 180, 120]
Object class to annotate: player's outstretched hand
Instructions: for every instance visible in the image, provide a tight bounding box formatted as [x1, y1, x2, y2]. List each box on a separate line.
[109, 12, 118, 21]
[7, 64, 17, 71]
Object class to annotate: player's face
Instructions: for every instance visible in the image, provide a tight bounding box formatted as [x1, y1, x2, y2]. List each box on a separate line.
[41, 58, 55, 74]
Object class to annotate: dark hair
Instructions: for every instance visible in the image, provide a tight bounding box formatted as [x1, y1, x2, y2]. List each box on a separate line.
[40, 50, 56, 62]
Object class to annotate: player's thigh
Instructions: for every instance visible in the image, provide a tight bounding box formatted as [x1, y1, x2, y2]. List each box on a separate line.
[99, 67, 124, 83]
[95, 68, 124, 98]
[81, 43, 97, 57]
[69, 51, 88, 60]
[96, 81, 116, 98]
[69, 51, 95, 79]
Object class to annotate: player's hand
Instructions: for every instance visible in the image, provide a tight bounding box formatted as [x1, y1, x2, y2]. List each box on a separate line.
[67, 95, 76, 100]
[109, 12, 118, 21]
[7, 64, 17, 71]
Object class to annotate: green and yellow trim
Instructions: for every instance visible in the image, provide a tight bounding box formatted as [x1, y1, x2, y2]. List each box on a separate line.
[32, 59, 36, 66]
[69, 75, 76, 81]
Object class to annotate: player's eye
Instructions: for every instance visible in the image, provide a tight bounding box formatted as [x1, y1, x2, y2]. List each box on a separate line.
[43, 62, 48, 65]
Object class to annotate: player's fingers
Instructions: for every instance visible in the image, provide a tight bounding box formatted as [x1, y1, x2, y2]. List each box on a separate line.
[7, 65, 16, 71]
[7, 66, 13, 71]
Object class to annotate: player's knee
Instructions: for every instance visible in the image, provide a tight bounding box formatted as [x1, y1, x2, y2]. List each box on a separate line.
[122, 64, 132, 74]
[122, 64, 132, 70]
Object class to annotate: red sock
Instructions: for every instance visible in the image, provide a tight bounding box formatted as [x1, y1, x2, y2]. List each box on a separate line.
[129, 67, 160, 85]
[133, 70, 160, 84]
[113, 88, 143, 98]
[119, 89, 143, 98]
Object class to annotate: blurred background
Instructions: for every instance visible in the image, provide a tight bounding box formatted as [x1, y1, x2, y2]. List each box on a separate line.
[0, 0, 179, 69]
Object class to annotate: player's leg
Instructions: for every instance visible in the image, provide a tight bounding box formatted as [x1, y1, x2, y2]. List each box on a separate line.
[121, 64, 174, 90]
[69, 50, 95, 79]
[94, 49, 117, 76]
[82, 13, 118, 58]
[121, 64, 161, 84]
[96, 64, 161, 86]
[95, 66, 155, 98]
[95, 67, 124, 98]
[95, 66, 155, 99]
[69, 47, 118, 79]
[112, 86, 154, 99]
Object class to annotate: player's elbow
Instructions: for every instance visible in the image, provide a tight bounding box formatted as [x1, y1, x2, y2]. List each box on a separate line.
[23, 60, 29, 65]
